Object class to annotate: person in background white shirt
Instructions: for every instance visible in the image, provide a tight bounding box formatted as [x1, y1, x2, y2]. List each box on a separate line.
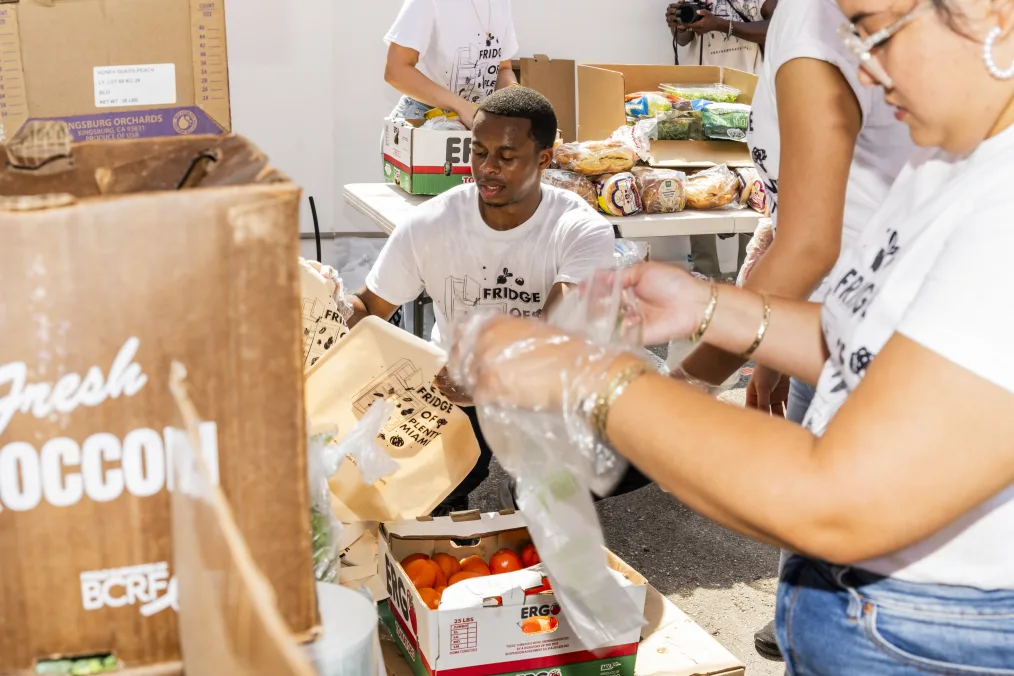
[385, 0, 519, 128]
[678, 0, 913, 658]
[450, 0, 1014, 669]
[351, 88, 614, 515]
[667, 0, 775, 278]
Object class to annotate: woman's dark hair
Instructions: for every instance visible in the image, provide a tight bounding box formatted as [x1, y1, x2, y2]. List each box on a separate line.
[477, 87, 559, 151]
[929, 0, 963, 31]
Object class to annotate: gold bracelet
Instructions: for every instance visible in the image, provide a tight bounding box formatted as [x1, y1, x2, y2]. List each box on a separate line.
[691, 283, 719, 344]
[590, 362, 650, 442]
[741, 294, 771, 359]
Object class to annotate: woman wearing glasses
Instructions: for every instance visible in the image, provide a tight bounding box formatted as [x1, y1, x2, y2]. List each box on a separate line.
[448, 0, 1014, 669]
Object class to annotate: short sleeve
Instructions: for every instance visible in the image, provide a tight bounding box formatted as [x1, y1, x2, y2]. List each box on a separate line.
[767, 0, 875, 126]
[500, 0, 519, 61]
[384, 0, 436, 55]
[365, 220, 426, 307]
[675, 37, 702, 67]
[898, 210, 1014, 393]
[555, 213, 616, 286]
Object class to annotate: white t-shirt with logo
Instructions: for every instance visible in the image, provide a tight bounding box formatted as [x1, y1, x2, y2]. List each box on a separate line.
[745, 0, 913, 301]
[385, 0, 519, 105]
[676, 0, 763, 74]
[366, 184, 615, 350]
[803, 125, 1014, 590]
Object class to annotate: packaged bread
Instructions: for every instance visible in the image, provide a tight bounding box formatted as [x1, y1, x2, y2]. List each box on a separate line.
[542, 169, 598, 209]
[555, 139, 637, 175]
[736, 167, 768, 213]
[596, 172, 642, 217]
[632, 167, 687, 214]
[685, 165, 740, 210]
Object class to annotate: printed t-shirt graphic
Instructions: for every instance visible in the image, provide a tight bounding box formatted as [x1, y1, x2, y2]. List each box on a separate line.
[385, 0, 520, 105]
[365, 184, 615, 351]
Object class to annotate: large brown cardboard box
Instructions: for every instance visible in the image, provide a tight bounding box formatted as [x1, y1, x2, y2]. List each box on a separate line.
[0, 0, 231, 144]
[577, 64, 757, 168]
[0, 130, 316, 673]
[515, 55, 577, 142]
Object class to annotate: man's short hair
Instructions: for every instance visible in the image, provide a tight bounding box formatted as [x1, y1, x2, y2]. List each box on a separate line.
[476, 87, 558, 151]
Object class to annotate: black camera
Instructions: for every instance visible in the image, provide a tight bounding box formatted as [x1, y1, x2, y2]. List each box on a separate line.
[676, 2, 706, 25]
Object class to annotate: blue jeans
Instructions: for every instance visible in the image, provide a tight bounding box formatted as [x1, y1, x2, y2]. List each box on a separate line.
[778, 556, 1014, 674]
[389, 96, 433, 120]
[786, 378, 816, 425]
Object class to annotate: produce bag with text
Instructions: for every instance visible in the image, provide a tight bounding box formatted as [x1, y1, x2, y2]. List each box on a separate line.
[449, 273, 647, 650]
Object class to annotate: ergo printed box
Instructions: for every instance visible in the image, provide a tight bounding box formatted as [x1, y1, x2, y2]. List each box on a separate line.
[0, 0, 231, 144]
[379, 512, 647, 676]
[383, 118, 473, 196]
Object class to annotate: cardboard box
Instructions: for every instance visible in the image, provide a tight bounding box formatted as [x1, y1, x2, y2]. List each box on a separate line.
[381, 585, 746, 676]
[383, 118, 473, 196]
[170, 370, 317, 676]
[516, 55, 577, 142]
[0, 130, 316, 673]
[577, 65, 757, 169]
[0, 0, 231, 144]
[378, 512, 648, 676]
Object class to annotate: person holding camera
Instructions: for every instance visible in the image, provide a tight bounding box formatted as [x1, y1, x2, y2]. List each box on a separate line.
[667, 0, 774, 279]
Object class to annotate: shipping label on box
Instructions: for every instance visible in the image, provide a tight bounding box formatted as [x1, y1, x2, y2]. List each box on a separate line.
[383, 119, 473, 196]
[0, 0, 231, 144]
[378, 513, 646, 676]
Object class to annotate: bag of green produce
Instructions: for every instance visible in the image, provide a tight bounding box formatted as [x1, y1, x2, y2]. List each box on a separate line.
[659, 82, 740, 103]
[701, 103, 751, 142]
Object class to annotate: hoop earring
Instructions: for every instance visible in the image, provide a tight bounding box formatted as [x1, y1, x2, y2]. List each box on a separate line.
[984, 26, 1014, 80]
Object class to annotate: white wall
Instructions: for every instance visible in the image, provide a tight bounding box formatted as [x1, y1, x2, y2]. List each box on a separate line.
[227, 1, 678, 235]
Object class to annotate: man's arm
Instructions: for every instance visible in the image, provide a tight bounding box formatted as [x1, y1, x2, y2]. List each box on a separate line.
[682, 58, 864, 386]
[385, 44, 478, 126]
[348, 287, 401, 328]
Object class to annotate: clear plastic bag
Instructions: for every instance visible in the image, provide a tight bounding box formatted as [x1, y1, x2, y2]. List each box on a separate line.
[449, 272, 646, 650]
[308, 426, 343, 584]
[700, 103, 751, 142]
[554, 138, 637, 175]
[736, 217, 775, 287]
[659, 82, 741, 104]
[613, 239, 650, 268]
[542, 169, 598, 209]
[632, 166, 688, 214]
[321, 400, 400, 486]
[686, 164, 741, 210]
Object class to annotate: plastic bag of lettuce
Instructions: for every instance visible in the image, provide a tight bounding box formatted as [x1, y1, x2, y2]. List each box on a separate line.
[701, 103, 751, 142]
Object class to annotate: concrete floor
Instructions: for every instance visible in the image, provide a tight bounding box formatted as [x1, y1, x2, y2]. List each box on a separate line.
[470, 387, 786, 676]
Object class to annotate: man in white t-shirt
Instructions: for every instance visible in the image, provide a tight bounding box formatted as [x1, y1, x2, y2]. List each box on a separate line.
[350, 88, 615, 514]
[667, 0, 774, 278]
[384, 0, 519, 128]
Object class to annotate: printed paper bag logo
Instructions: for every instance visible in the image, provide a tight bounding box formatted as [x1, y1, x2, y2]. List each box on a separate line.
[0, 338, 220, 512]
[353, 361, 452, 451]
[80, 561, 178, 616]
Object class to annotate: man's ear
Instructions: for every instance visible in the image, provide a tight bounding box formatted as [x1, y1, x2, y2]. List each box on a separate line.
[537, 147, 555, 172]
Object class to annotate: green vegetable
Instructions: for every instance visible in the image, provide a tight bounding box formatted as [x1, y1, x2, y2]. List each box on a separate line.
[655, 111, 705, 141]
[701, 104, 751, 142]
[311, 507, 339, 584]
[37, 655, 117, 675]
[660, 83, 740, 104]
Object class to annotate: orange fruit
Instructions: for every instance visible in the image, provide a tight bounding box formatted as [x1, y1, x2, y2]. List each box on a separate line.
[401, 553, 429, 567]
[521, 544, 540, 568]
[427, 560, 448, 588]
[448, 570, 486, 586]
[490, 548, 523, 575]
[435, 586, 447, 596]
[459, 555, 491, 576]
[418, 587, 441, 610]
[432, 553, 461, 579]
[404, 559, 437, 589]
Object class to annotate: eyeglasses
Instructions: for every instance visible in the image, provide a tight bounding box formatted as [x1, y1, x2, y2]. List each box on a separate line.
[838, 2, 930, 88]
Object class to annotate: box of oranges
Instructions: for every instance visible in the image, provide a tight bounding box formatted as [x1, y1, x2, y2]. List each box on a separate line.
[378, 511, 647, 676]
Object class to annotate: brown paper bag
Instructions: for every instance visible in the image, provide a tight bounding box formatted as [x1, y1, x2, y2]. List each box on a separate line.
[300, 259, 350, 371]
[305, 316, 480, 522]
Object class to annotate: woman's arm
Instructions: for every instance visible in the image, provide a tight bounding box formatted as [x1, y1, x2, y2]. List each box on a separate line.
[606, 334, 1014, 564]
[497, 61, 517, 89]
[682, 58, 864, 386]
[385, 43, 476, 122]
